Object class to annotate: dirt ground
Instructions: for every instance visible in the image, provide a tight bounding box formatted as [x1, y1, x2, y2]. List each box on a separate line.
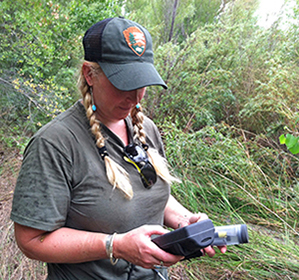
[0, 144, 190, 280]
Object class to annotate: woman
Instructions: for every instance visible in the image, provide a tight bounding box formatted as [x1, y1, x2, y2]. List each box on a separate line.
[11, 17, 226, 279]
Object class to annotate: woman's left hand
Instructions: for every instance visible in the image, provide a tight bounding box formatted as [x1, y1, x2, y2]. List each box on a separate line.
[164, 196, 227, 258]
[187, 212, 227, 257]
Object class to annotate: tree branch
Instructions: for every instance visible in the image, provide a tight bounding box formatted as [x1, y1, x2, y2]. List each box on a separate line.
[168, 0, 179, 42]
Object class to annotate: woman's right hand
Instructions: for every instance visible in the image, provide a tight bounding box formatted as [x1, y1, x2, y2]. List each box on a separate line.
[113, 225, 183, 268]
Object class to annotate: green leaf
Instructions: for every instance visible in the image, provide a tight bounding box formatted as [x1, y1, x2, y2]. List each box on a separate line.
[285, 134, 298, 149]
[289, 141, 299, 154]
[279, 134, 286, 144]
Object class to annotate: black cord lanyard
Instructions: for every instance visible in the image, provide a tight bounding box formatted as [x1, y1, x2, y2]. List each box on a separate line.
[127, 263, 167, 280]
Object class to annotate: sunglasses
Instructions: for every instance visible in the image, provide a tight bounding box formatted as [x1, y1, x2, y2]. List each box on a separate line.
[123, 143, 157, 189]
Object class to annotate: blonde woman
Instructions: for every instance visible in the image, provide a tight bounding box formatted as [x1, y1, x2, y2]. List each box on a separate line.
[11, 17, 226, 280]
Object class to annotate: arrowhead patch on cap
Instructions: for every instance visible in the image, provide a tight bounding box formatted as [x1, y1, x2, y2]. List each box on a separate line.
[123, 26, 146, 57]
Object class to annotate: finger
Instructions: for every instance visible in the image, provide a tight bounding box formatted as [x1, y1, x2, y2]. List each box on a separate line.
[218, 245, 227, 254]
[139, 256, 162, 269]
[153, 260, 177, 268]
[144, 225, 170, 237]
[151, 257, 175, 269]
[151, 247, 184, 266]
[203, 246, 216, 257]
[189, 212, 208, 224]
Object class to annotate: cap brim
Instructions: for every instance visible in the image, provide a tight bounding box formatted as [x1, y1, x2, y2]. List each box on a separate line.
[98, 62, 168, 91]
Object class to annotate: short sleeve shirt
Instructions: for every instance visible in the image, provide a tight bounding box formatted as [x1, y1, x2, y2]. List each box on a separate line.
[10, 101, 170, 280]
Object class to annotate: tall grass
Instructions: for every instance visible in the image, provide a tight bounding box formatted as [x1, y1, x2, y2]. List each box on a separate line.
[162, 122, 299, 279]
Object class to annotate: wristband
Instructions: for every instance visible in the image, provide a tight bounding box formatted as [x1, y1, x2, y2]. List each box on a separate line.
[106, 232, 118, 265]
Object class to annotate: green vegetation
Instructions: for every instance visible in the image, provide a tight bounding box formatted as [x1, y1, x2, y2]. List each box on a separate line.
[0, 0, 120, 149]
[1, 0, 299, 279]
[280, 133, 299, 154]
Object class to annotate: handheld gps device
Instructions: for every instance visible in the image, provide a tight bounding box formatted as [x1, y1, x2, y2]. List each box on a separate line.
[152, 219, 249, 259]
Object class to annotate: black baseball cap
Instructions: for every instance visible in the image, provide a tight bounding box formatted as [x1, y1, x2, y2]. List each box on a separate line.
[83, 17, 167, 91]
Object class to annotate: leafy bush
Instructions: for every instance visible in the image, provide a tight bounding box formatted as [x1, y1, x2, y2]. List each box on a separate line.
[0, 0, 119, 145]
[145, 1, 299, 143]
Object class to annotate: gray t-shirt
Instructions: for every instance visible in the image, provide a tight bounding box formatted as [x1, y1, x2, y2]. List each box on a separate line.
[11, 101, 170, 279]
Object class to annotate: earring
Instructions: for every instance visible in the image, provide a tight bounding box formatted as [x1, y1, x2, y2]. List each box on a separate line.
[90, 87, 96, 112]
[136, 103, 141, 109]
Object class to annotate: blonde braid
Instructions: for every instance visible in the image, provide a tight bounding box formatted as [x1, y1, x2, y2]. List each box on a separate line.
[131, 105, 146, 143]
[78, 62, 133, 199]
[131, 104, 181, 185]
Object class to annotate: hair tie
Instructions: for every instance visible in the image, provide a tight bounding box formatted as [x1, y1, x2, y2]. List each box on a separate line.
[142, 143, 149, 151]
[98, 146, 108, 160]
[90, 87, 97, 112]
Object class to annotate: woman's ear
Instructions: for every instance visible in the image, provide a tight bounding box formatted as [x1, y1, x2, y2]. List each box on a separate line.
[82, 62, 93, 86]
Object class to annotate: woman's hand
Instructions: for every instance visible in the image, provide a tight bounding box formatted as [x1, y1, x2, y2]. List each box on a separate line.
[113, 225, 183, 269]
[163, 196, 227, 258]
[187, 212, 227, 257]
